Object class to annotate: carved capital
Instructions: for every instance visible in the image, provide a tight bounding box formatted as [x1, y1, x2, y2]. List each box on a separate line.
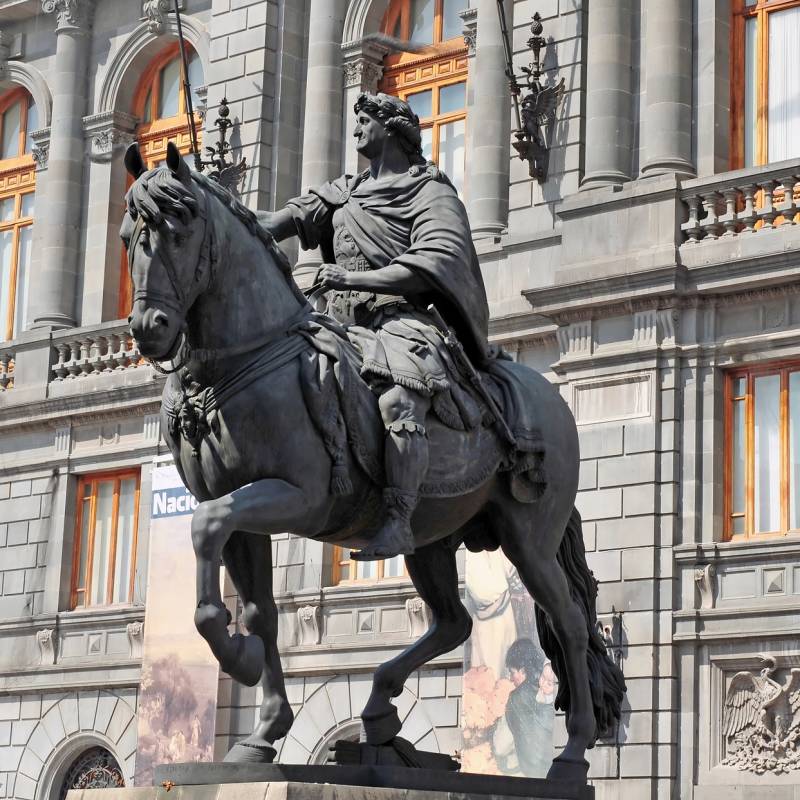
[460, 7, 478, 56]
[405, 597, 431, 638]
[296, 605, 321, 646]
[41, 0, 95, 32]
[84, 111, 137, 162]
[37, 628, 56, 665]
[127, 620, 144, 658]
[30, 127, 51, 172]
[343, 58, 384, 91]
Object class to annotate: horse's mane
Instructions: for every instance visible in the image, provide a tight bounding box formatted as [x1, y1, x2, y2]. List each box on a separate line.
[126, 166, 293, 277]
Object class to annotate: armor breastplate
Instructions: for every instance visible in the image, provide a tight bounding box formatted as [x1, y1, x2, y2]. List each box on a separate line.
[327, 223, 377, 326]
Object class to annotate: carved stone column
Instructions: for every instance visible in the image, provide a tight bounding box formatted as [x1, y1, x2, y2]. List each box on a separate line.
[468, 0, 511, 238]
[640, 0, 694, 178]
[294, 0, 348, 279]
[342, 41, 387, 176]
[582, 0, 634, 190]
[32, 0, 94, 329]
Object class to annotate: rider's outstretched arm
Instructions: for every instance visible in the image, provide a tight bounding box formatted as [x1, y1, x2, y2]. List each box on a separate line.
[342, 264, 429, 296]
[256, 208, 296, 242]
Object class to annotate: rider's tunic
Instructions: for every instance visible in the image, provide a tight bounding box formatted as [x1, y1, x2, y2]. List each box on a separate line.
[285, 167, 490, 424]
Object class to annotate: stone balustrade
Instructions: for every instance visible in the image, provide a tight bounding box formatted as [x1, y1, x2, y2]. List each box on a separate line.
[51, 323, 143, 382]
[0, 348, 14, 391]
[681, 158, 800, 243]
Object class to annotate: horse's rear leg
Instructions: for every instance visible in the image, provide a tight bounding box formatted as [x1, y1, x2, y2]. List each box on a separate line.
[191, 478, 313, 688]
[499, 509, 595, 783]
[361, 537, 472, 744]
[221, 531, 294, 764]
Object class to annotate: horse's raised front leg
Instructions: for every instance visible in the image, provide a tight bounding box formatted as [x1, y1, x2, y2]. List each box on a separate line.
[361, 538, 472, 744]
[221, 531, 294, 764]
[192, 479, 312, 688]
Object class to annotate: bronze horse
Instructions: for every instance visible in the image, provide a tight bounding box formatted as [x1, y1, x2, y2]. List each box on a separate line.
[123, 142, 624, 782]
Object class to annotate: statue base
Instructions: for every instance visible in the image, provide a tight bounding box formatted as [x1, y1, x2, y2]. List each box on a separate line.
[70, 763, 595, 800]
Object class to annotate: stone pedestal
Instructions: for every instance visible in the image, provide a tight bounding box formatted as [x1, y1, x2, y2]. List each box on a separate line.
[69, 763, 594, 800]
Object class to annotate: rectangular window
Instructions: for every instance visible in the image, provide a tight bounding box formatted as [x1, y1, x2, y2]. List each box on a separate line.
[333, 547, 407, 584]
[71, 470, 141, 609]
[732, 0, 800, 167]
[725, 364, 800, 539]
[0, 189, 34, 342]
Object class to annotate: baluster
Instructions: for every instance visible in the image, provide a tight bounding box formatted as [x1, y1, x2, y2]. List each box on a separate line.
[0, 353, 11, 391]
[78, 338, 93, 378]
[700, 191, 723, 239]
[52, 343, 70, 382]
[66, 341, 81, 379]
[720, 188, 739, 237]
[90, 338, 104, 375]
[739, 184, 758, 233]
[757, 179, 778, 229]
[103, 334, 119, 372]
[681, 195, 703, 242]
[777, 175, 798, 225]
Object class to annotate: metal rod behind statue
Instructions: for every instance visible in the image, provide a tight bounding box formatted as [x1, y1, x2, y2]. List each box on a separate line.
[173, 0, 202, 172]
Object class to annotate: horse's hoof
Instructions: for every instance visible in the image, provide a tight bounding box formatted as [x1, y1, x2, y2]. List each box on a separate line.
[546, 755, 590, 783]
[223, 740, 277, 764]
[223, 633, 264, 687]
[360, 706, 402, 745]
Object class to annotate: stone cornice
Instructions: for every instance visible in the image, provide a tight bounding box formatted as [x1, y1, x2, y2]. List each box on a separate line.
[41, 0, 95, 32]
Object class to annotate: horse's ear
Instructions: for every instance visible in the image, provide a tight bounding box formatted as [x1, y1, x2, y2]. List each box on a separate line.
[124, 142, 146, 179]
[166, 141, 191, 182]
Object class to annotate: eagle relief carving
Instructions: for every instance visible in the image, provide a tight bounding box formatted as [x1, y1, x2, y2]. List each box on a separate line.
[722, 655, 800, 774]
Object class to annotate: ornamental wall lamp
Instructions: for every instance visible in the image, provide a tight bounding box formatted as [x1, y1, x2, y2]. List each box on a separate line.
[497, 5, 565, 183]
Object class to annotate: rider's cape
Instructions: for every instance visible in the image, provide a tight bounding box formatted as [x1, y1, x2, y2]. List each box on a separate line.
[286, 168, 490, 364]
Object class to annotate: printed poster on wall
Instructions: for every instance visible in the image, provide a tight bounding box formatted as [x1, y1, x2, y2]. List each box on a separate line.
[134, 462, 220, 786]
[462, 549, 556, 777]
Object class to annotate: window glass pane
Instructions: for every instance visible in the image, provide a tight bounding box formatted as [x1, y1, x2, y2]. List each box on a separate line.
[158, 58, 181, 119]
[421, 126, 433, 163]
[409, 0, 435, 43]
[113, 478, 137, 603]
[24, 101, 38, 154]
[356, 560, 378, 580]
[0, 197, 15, 222]
[442, 0, 467, 40]
[1, 100, 21, 160]
[20, 192, 34, 219]
[384, 555, 405, 578]
[187, 51, 204, 115]
[143, 88, 152, 123]
[733, 377, 746, 397]
[0, 230, 13, 340]
[767, 7, 800, 162]
[438, 118, 466, 197]
[12, 225, 32, 338]
[744, 17, 757, 168]
[407, 89, 433, 120]
[439, 82, 466, 115]
[91, 481, 115, 605]
[754, 374, 781, 533]
[791, 373, 800, 529]
[77, 495, 92, 598]
[732, 398, 746, 517]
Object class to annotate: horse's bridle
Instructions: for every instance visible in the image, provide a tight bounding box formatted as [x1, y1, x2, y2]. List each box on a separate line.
[128, 182, 216, 374]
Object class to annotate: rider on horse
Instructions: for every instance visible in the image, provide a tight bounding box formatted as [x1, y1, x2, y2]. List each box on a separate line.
[259, 92, 491, 561]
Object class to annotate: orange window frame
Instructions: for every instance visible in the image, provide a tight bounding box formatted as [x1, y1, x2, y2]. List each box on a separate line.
[70, 469, 141, 609]
[118, 44, 204, 318]
[332, 547, 408, 585]
[730, 0, 800, 168]
[380, 1, 468, 179]
[0, 88, 36, 342]
[724, 362, 800, 541]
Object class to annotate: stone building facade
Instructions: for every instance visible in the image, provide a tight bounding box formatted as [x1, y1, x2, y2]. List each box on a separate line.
[0, 1, 798, 799]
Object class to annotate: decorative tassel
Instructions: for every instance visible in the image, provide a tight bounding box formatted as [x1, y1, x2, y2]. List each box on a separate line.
[330, 462, 353, 496]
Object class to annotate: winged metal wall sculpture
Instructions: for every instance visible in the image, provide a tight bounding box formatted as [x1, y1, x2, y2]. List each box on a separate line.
[722, 655, 800, 774]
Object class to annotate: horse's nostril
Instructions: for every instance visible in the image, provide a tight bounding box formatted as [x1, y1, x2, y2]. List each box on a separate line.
[127, 315, 133, 324]
[153, 310, 170, 327]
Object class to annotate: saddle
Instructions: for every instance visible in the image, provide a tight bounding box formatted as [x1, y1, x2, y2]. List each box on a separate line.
[296, 314, 547, 502]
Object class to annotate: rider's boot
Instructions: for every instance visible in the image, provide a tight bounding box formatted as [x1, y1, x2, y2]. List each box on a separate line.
[352, 425, 428, 561]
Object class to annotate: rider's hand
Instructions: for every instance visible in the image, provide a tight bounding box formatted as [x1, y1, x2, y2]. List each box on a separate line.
[318, 264, 350, 290]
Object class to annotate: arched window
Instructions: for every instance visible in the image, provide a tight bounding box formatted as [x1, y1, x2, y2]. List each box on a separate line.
[118, 44, 204, 317]
[380, 0, 468, 196]
[0, 87, 37, 342]
[59, 746, 125, 799]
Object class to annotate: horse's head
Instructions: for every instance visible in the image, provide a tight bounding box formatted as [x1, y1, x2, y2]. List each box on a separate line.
[122, 141, 214, 360]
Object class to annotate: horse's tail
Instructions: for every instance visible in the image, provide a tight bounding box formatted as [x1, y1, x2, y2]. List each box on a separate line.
[534, 507, 626, 743]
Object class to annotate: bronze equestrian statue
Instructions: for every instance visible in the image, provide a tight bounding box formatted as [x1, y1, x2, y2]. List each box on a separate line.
[122, 92, 625, 784]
